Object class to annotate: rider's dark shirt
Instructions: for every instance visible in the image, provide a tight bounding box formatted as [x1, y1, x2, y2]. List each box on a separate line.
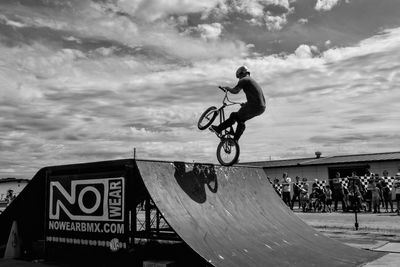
[237, 76, 266, 108]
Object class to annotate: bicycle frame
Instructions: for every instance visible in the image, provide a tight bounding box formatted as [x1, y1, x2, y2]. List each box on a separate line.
[197, 86, 242, 166]
[216, 87, 242, 138]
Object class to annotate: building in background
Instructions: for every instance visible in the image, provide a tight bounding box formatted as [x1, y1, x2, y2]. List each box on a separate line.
[246, 151, 400, 183]
[0, 177, 30, 213]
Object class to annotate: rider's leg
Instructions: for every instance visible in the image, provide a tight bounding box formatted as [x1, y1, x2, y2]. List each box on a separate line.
[212, 112, 238, 133]
[213, 105, 264, 136]
[233, 105, 263, 141]
[234, 121, 246, 141]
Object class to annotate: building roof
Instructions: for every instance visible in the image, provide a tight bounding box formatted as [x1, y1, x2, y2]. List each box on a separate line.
[245, 151, 400, 168]
[0, 178, 30, 184]
[244, 157, 317, 168]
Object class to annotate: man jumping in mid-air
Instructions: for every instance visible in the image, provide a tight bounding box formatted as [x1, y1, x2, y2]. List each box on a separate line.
[210, 65, 266, 141]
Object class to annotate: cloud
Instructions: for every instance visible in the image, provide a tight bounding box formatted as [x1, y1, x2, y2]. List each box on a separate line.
[1, 0, 249, 61]
[350, 115, 380, 124]
[0, 14, 27, 27]
[324, 40, 332, 47]
[236, 0, 291, 30]
[1, 0, 400, 177]
[315, 0, 341, 11]
[196, 23, 224, 40]
[293, 44, 319, 58]
[298, 18, 308, 25]
[238, 27, 400, 158]
[264, 12, 288, 31]
[234, 0, 290, 15]
[116, 0, 223, 22]
[119, 0, 294, 31]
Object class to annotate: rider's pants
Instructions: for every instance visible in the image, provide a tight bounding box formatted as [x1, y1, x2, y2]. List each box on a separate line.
[215, 104, 265, 140]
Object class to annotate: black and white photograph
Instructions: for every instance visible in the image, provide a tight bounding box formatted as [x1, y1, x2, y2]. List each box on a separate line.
[0, 0, 400, 266]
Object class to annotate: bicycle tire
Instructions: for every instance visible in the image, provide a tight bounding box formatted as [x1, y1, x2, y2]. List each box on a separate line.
[216, 138, 240, 166]
[198, 106, 218, 130]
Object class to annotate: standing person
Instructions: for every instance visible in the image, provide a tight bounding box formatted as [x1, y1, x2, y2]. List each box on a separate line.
[343, 185, 350, 212]
[373, 173, 384, 208]
[382, 170, 389, 187]
[348, 173, 356, 212]
[394, 173, 400, 215]
[354, 185, 364, 212]
[210, 66, 266, 141]
[300, 178, 309, 212]
[371, 182, 381, 213]
[331, 172, 340, 211]
[382, 170, 392, 211]
[314, 182, 326, 212]
[281, 172, 291, 207]
[365, 178, 374, 212]
[332, 172, 347, 212]
[325, 185, 333, 212]
[291, 176, 301, 210]
[381, 181, 394, 213]
[348, 172, 364, 212]
[309, 186, 319, 212]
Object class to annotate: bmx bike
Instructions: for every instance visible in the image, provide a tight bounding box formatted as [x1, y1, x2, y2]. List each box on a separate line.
[197, 86, 243, 166]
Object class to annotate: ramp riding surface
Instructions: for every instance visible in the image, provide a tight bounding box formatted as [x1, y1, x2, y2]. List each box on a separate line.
[136, 160, 381, 267]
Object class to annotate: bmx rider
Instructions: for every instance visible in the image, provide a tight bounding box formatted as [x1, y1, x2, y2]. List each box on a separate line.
[210, 66, 266, 141]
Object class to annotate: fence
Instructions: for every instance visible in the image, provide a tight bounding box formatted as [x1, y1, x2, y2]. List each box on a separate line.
[270, 176, 396, 195]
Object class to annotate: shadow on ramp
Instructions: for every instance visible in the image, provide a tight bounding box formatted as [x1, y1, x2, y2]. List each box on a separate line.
[174, 162, 218, 203]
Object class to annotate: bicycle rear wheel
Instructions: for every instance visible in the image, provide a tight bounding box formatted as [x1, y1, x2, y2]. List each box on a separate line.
[216, 138, 240, 166]
[197, 106, 218, 130]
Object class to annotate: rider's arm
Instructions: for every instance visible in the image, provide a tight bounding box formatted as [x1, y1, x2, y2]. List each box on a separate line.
[223, 84, 242, 94]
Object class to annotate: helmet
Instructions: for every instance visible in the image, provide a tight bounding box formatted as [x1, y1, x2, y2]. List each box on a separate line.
[235, 65, 250, 78]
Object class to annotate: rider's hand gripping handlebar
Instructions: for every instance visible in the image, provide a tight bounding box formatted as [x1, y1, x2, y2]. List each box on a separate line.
[218, 86, 227, 92]
[218, 85, 244, 107]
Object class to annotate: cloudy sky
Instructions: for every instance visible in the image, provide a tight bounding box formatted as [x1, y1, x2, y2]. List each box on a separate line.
[1, 0, 400, 178]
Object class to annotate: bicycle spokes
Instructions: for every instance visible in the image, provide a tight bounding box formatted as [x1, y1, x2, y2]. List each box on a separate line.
[200, 114, 213, 127]
[217, 138, 239, 166]
[204, 113, 213, 122]
[197, 106, 218, 130]
[223, 141, 232, 154]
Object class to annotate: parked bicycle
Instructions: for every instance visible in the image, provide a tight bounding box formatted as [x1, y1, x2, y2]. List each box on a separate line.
[197, 86, 243, 166]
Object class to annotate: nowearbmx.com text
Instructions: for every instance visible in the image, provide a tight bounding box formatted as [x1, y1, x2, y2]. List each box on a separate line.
[49, 220, 124, 234]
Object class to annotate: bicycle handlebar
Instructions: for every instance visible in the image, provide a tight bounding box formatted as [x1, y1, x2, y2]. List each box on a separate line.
[218, 86, 226, 92]
[218, 86, 244, 106]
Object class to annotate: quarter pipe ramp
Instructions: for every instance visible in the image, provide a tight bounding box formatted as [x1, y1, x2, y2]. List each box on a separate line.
[136, 160, 380, 267]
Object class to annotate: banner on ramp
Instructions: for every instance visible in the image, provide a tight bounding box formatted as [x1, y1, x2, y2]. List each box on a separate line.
[45, 173, 127, 251]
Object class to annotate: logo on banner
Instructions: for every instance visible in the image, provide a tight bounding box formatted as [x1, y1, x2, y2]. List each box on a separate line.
[49, 178, 124, 221]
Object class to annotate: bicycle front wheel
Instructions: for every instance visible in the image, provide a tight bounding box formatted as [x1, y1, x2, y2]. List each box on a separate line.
[198, 106, 218, 130]
[216, 138, 240, 166]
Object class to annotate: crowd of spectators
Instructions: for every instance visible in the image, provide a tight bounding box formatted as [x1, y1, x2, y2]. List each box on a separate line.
[270, 170, 400, 215]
